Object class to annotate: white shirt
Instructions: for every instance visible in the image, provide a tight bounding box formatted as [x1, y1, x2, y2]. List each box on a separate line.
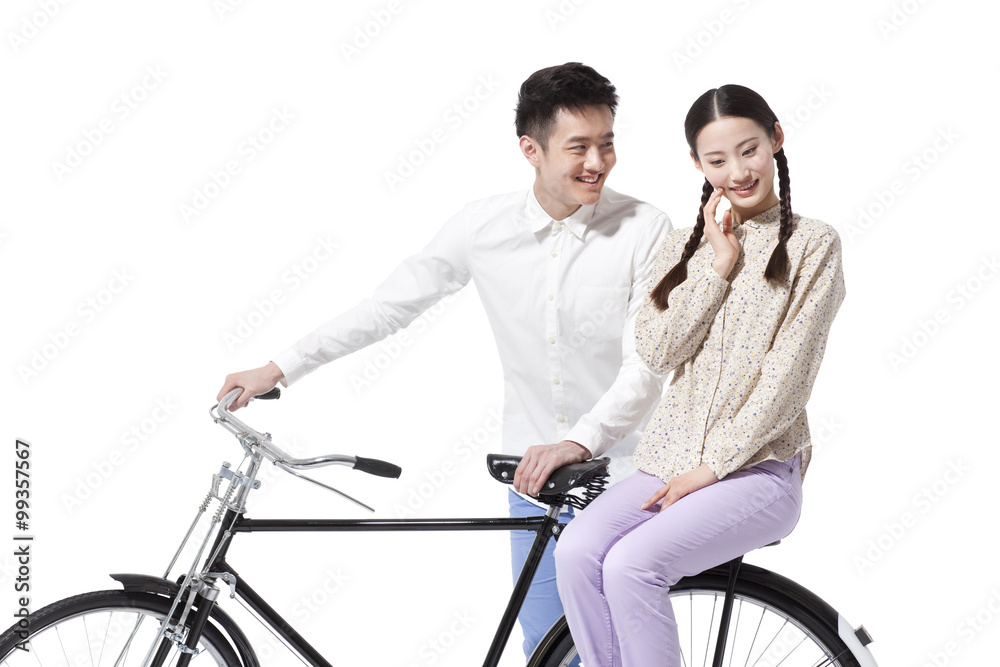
[272, 186, 671, 476]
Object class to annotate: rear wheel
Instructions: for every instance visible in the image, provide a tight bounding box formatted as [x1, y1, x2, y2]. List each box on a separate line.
[0, 590, 241, 666]
[530, 564, 861, 667]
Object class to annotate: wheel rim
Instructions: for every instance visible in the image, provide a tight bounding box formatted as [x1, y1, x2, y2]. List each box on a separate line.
[672, 589, 848, 667]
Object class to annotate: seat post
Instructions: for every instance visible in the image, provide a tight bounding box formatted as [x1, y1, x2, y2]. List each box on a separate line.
[711, 555, 744, 667]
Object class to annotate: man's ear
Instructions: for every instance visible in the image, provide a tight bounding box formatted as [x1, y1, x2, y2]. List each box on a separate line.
[690, 150, 703, 175]
[520, 135, 541, 166]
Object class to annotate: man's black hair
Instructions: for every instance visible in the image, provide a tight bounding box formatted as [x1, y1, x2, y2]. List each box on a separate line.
[515, 62, 618, 149]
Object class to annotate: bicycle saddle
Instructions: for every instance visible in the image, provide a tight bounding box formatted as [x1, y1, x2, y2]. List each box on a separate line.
[486, 454, 610, 501]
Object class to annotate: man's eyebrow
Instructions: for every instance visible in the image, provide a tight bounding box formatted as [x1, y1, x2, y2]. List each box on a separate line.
[701, 136, 759, 156]
[565, 132, 615, 143]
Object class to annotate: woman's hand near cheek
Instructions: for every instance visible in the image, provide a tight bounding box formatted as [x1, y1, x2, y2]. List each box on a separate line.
[640, 464, 720, 513]
[703, 187, 740, 280]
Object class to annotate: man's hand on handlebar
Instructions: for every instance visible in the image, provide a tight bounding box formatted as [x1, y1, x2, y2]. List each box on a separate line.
[513, 440, 590, 496]
[217, 361, 286, 411]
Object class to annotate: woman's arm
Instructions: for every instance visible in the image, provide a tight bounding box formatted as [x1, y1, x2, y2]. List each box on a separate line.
[635, 189, 738, 374]
[702, 227, 846, 479]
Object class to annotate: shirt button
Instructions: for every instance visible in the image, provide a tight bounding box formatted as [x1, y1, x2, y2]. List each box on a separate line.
[557, 415, 567, 423]
[554, 222, 563, 231]
[548, 294, 555, 301]
[553, 378, 561, 385]
[550, 250, 558, 258]
[548, 336, 556, 344]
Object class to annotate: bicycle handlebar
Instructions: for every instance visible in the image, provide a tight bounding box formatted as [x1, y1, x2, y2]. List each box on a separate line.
[211, 388, 402, 479]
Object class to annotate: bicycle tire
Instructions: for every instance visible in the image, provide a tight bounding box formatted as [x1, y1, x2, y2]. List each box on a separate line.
[0, 590, 241, 666]
[529, 563, 863, 667]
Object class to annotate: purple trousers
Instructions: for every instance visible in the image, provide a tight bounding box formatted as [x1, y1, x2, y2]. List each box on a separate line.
[554, 455, 802, 667]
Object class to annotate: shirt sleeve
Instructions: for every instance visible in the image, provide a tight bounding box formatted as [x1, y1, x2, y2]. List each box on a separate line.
[633, 234, 730, 375]
[701, 229, 846, 479]
[564, 213, 673, 457]
[272, 211, 472, 386]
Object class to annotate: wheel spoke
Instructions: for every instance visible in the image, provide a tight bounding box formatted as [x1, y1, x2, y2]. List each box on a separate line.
[726, 598, 742, 667]
[743, 607, 765, 667]
[96, 613, 112, 667]
[749, 619, 789, 667]
[703, 593, 718, 667]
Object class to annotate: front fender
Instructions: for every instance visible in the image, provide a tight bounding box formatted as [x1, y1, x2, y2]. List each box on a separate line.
[110, 573, 259, 667]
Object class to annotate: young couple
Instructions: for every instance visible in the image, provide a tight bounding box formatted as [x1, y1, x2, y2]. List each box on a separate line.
[219, 62, 845, 666]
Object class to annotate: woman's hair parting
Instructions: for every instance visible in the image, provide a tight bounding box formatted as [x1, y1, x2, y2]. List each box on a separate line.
[649, 84, 793, 311]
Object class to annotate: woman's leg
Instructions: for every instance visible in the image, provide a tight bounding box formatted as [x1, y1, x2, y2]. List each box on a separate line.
[554, 469, 666, 667]
[602, 455, 803, 666]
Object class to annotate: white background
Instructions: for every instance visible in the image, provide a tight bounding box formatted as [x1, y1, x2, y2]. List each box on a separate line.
[2, 0, 998, 665]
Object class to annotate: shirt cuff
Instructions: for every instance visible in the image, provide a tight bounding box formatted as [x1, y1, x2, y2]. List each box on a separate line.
[271, 348, 306, 387]
[564, 422, 606, 458]
[705, 264, 729, 285]
[702, 421, 751, 480]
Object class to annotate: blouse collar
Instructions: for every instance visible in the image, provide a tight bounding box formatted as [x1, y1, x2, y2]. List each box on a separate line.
[740, 203, 783, 229]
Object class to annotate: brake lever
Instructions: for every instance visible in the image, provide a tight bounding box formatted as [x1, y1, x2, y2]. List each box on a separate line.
[274, 461, 375, 513]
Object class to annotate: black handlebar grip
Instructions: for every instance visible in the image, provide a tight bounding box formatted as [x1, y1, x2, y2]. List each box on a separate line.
[353, 456, 402, 479]
[255, 387, 281, 400]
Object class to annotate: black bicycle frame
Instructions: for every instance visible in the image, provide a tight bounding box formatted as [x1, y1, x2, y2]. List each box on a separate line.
[203, 507, 565, 667]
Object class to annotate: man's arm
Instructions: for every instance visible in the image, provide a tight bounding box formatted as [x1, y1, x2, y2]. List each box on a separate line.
[217, 212, 472, 410]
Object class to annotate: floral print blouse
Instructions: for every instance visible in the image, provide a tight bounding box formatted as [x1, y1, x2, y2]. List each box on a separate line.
[632, 203, 845, 482]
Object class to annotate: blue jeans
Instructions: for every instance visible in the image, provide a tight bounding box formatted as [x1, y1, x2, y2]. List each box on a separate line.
[508, 490, 577, 662]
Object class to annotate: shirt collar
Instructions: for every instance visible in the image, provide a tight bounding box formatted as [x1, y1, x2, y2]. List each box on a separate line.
[741, 203, 783, 229]
[524, 187, 596, 240]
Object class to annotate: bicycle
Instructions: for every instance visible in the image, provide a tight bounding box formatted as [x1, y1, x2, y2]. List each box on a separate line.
[0, 389, 878, 666]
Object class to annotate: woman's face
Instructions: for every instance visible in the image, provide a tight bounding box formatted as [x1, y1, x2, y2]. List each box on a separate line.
[692, 116, 783, 219]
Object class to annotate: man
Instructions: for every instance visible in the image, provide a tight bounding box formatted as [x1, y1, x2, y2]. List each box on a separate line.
[218, 62, 670, 660]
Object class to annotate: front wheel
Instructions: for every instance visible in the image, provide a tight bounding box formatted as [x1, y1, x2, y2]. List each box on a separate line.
[0, 590, 241, 666]
[529, 563, 865, 667]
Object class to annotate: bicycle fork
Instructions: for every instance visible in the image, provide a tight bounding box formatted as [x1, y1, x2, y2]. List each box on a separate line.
[138, 579, 221, 667]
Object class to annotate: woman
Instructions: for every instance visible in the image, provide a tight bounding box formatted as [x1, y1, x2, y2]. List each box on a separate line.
[554, 84, 845, 666]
